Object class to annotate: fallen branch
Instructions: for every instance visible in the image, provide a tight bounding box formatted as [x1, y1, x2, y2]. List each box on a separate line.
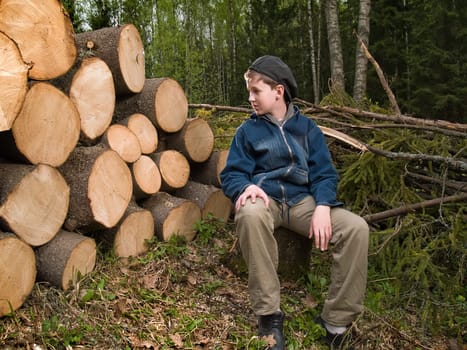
[405, 171, 467, 193]
[190, 102, 467, 134]
[363, 193, 467, 223]
[330, 105, 467, 133]
[354, 31, 401, 116]
[366, 144, 467, 172]
[320, 126, 368, 152]
[189, 103, 369, 151]
[189, 103, 251, 114]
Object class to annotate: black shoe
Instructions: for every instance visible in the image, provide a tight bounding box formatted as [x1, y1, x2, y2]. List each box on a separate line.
[258, 311, 285, 350]
[314, 316, 355, 350]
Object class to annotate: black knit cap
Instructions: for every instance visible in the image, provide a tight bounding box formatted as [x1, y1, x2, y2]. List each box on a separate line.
[249, 55, 298, 102]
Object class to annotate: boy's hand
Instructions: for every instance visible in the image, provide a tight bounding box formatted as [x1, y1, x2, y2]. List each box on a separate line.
[235, 184, 270, 211]
[309, 205, 332, 251]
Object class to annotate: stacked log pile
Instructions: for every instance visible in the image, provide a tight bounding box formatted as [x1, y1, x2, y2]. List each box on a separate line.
[0, 0, 231, 316]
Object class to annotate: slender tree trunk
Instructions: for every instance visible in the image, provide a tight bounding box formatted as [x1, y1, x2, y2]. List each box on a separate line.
[307, 0, 320, 104]
[324, 0, 345, 91]
[353, 0, 371, 102]
[317, 0, 323, 100]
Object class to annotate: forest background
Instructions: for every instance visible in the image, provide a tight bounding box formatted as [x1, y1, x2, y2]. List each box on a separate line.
[63, 0, 467, 123]
[7, 0, 460, 348]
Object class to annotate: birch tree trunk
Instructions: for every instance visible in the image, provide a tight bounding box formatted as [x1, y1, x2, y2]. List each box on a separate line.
[325, 0, 345, 91]
[353, 0, 371, 102]
[307, 0, 320, 104]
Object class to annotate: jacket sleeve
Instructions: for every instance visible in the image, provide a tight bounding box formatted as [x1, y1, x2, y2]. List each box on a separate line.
[307, 124, 342, 207]
[220, 127, 256, 204]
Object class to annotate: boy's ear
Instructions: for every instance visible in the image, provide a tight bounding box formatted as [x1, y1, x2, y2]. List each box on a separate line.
[275, 84, 285, 99]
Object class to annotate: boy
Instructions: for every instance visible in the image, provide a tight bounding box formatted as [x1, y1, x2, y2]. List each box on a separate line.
[220, 55, 369, 349]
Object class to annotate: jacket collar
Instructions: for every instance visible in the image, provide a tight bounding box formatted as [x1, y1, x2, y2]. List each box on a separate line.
[252, 103, 297, 125]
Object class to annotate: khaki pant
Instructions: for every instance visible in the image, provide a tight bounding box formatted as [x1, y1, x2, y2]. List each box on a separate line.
[235, 196, 369, 327]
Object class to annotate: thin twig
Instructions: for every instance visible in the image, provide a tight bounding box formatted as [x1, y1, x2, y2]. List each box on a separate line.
[369, 217, 405, 256]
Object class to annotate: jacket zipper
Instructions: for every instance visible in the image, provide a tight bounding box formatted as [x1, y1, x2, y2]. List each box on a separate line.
[279, 122, 294, 177]
[278, 121, 294, 205]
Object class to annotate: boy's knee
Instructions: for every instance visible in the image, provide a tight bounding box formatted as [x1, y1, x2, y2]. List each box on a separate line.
[235, 199, 269, 223]
[351, 215, 370, 246]
[355, 215, 369, 235]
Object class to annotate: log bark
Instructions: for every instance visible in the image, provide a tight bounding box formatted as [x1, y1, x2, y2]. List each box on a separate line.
[35, 230, 97, 290]
[100, 124, 141, 163]
[274, 227, 313, 281]
[0, 163, 69, 246]
[118, 113, 158, 154]
[141, 192, 201, 242]
[0, 0, 77, 80]
[189, 150, 229, 188]
[74, 24, 145, 96]
[0, 31, 29, 132]
[50, 56, 115, 144]
[148, 150, 190, 192]
[95, 201, 154, 258]
[115, 78, 188, 133]
[8, 82, 80, 166]
[174, 181, 232, 221]
[0, 231, 36, 317]
[58, 144, 133, 232]
[131, 155, 161, 200]
[164, 118, 215, 163]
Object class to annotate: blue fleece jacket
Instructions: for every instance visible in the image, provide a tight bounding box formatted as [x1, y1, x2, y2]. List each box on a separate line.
[220, 104, 342, 208]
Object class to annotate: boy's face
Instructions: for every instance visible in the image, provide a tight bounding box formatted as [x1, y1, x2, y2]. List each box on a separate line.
[246, 76, 284, 116]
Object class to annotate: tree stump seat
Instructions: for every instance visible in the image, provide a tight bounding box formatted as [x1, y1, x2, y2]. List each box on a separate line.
[228, 226, 313, 282]
[274, 227, 313, 281]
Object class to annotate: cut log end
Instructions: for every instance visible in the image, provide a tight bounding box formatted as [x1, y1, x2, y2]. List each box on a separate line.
[102, 124, 141, 163]
[36, 230, 96, 291]
[70, 57, 115, 142]
[62, 236, 96, 290]
[118, 24, 145, 94]
[0, 32, 29, 132]
[0, 233, 36, 317]
[89, 150, 133, 228]
[132, 155, 161, 198]
[166, 118, 214, 163]
[202, 190, 232, 221]
[125, 113, 158, 154]
[0, 164, 70, 247]
[185, 118, 215, 162]
[162, 201, 200, 241]
[0, 0, 77, 80]
[174, 181, 232, 221]
[13, 82, 80, 166]
[154, 78, 188, 132]
[141, 192, 201, 242]
[113, 209, 154, 258]
[150, 150, 190, 191]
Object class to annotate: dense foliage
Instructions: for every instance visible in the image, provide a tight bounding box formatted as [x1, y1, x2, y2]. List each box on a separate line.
[62, 0, 467, 122]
